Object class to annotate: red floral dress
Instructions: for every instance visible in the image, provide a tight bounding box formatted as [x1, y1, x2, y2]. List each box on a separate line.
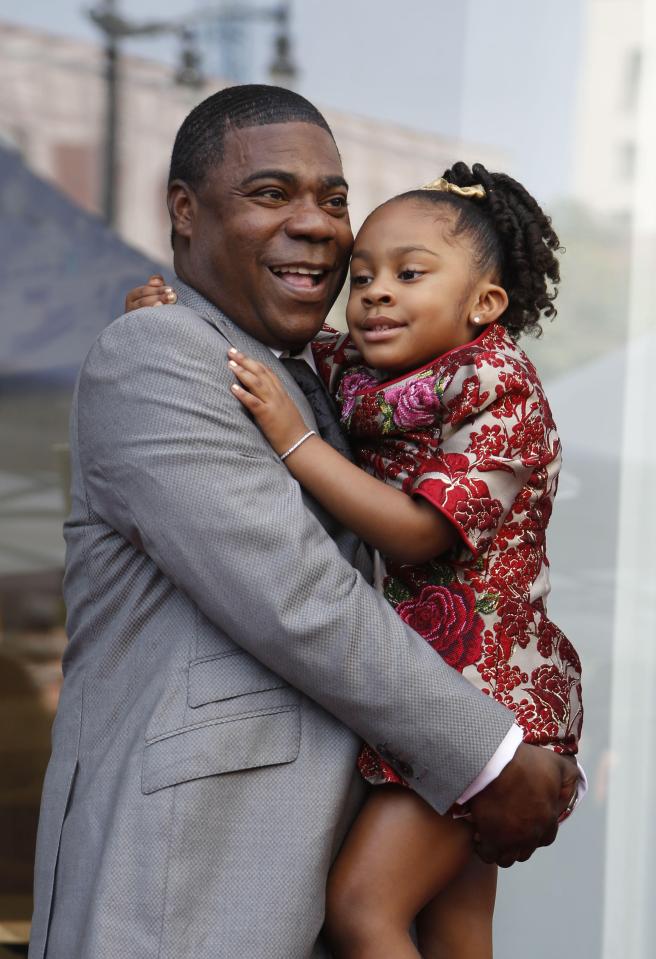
[312, 322, 583, 786]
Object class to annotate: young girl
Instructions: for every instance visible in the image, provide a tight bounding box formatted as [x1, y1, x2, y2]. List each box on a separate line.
[127, 163, 583, 958]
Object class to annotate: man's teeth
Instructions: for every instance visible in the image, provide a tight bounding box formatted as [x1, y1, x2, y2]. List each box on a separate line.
[273, 267, 324, 276]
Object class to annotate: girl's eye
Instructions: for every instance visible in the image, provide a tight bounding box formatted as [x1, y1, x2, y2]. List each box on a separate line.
[350, 274, 372, 287]
[398, 269, 423, 280]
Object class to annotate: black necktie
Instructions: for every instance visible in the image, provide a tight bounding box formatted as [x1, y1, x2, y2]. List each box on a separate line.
[281, 357, 353, 462]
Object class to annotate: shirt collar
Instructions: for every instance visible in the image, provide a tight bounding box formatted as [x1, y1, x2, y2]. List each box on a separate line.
[268, 342, 318, 374]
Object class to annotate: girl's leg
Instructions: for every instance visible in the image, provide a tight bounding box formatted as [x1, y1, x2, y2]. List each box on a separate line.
[324, 785, 476, 959]
[416, 853, 497, 959]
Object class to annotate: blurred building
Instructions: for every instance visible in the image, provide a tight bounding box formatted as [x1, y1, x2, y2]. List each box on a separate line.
[0, 20, 505, 265]
[573, 0, 643, 216]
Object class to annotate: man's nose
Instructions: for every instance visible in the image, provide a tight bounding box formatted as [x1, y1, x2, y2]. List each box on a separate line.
[285, 199, 338, 242]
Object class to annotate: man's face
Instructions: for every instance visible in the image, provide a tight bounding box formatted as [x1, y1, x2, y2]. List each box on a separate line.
[171, 122, 353, 351]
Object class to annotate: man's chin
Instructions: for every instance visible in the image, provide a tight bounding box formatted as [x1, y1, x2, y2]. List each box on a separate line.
[269, 311, 326, 351]
[266, 290, 335, 346]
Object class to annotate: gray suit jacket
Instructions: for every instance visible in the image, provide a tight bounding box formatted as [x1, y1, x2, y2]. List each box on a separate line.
[30, 282, 514, 959]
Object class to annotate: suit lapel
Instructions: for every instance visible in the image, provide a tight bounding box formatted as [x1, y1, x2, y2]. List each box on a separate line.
[173, 279, 319, 432]
[173, 279, 364, 568]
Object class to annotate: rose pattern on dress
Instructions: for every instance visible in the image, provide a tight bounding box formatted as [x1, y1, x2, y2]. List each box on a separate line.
[311, 322, 583, 786]
[395, 583, 484, 671]
[383, 375, 443, 430]
[415, 452, 507, 548]
[337, 369, 380, 422]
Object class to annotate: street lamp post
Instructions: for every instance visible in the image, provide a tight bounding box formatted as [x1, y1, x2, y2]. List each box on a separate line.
[268, 5, 296, 88]
[89, 1, 296, 230]
[101, 7, 119, 228]
[89, 0, 195, 228]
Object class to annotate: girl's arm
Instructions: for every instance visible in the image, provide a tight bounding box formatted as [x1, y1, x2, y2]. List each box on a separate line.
[229, 350, 458, 565]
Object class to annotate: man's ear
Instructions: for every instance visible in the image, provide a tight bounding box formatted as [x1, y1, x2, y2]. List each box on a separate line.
[167, 180, 196, 239]
[469, 283, 509, 329]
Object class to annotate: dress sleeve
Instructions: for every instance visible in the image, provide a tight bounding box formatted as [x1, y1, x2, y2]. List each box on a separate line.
[411, 353, 560, 558]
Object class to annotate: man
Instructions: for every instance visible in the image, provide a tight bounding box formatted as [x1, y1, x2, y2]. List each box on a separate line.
[30, 86, 578, 959]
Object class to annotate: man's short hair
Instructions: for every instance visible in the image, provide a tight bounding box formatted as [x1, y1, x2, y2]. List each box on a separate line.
[168, 84, 335, 189]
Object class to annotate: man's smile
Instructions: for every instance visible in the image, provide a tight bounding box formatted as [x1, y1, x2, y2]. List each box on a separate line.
[267, 261, 334, 300]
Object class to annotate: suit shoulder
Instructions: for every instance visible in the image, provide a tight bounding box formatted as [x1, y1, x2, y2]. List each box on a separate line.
[100, 304, 225, 348]
[79, 305, 232, 391]
[87, 305, 226, 364]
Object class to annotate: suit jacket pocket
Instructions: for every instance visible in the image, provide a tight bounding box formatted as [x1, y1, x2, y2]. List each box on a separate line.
[141, 705, 300, 794]
[187, 649, 288, 708]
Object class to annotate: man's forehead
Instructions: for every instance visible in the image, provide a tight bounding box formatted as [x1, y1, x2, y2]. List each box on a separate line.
[222, 121, 343, 177]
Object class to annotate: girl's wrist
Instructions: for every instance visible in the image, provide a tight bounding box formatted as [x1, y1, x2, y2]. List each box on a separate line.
[279, 430, 316, 462]
[268, 414, 312, 456]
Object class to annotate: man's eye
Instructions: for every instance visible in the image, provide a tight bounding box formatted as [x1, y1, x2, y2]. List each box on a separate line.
[324, 195, 348, 210]
[256, 188, 286, 201]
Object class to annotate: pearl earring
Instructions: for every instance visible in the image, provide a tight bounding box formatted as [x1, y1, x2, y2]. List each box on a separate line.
[472, 315, 482, 325]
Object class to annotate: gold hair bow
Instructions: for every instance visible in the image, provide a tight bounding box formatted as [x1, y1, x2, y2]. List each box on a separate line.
[420, 177, 486, 200]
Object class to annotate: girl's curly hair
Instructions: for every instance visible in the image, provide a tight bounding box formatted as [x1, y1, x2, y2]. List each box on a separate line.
[394, 162, 562, 339]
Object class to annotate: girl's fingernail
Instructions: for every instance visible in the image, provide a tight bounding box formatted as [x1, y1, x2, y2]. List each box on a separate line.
[166, 292, 177, 302]
[228, 348, 238, 355]
[231, 383, 241, 391]
[229, 360, 238, 368]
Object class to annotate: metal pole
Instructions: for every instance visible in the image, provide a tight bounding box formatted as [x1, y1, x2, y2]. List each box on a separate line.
[102, 20, 119, 228]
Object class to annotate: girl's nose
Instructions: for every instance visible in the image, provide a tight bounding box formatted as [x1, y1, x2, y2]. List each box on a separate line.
[362, 283, 394, 306]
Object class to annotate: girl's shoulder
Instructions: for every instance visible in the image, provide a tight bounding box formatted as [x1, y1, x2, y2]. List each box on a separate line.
[439, 323, 551, 424]
[443, 323, 546, 390]
[441, 322, 536, 377]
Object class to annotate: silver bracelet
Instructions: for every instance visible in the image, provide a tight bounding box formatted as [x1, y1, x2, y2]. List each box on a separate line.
[280, 430, 316, 462]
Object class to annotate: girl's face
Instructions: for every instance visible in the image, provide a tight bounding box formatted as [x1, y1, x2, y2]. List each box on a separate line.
[345, 199, 504, 376]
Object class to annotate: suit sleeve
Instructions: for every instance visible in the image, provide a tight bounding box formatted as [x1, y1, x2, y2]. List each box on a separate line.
[77, 308, 516, 813]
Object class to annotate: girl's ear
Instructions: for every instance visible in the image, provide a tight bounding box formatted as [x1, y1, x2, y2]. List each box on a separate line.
[167, 180, 196, 239]
[469, 284, 509, 329]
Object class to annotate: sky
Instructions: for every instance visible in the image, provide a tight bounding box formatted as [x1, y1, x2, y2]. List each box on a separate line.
[0, 0, 584, 201]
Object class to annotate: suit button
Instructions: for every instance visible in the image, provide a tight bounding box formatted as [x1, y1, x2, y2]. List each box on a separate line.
[398, 761, 414, 778]
[375, 743, 392, 761]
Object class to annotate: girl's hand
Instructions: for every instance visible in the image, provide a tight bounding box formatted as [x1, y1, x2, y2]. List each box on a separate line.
[124, 275, 177, 313]
[228, 349, 310, 456]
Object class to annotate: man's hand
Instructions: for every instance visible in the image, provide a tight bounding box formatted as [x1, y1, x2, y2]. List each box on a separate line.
[468, 744, 579, 867]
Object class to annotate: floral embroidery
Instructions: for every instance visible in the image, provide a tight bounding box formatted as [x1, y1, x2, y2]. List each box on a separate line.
[312, 322, 583, 785]
[338, 369, 379, 422]
[383, 375, 442, 430]
[396, 583, 484, 671]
